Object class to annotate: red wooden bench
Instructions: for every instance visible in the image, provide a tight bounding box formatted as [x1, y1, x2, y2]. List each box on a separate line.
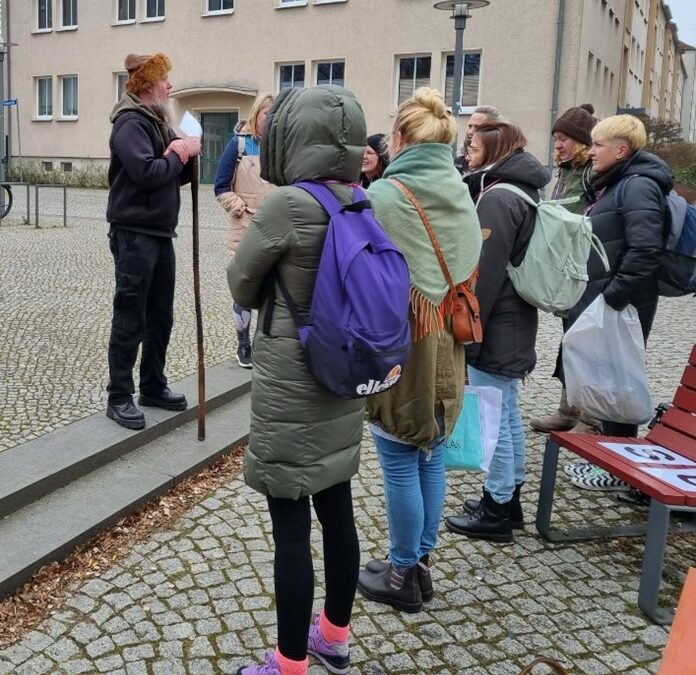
[658, 567, 696, 674]
[535, 343, 696, 625]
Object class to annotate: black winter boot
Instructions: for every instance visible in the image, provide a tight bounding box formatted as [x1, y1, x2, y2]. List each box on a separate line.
[462, 483, 525, 529]
[445, 488, 513, 542]
[357, 562, 422, 613]
[365, 554, 434, 602]
[236, 329, 252, 369]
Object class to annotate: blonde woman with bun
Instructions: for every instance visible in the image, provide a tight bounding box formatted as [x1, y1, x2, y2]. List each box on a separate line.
[357, 88, 482, 613]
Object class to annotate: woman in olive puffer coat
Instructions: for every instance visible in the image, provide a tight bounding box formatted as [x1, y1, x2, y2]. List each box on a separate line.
[227, 86, 367, 675]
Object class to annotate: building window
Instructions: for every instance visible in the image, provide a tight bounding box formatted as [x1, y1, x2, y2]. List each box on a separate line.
[316, 61, 345, 87]
[115, 72, 129, 101]
[279, 63, 305, 90]
[42, 161, 54, 172]
[277, 0, 308, 7]
[37, 0, 53, 30]
[397, 55, 431, 106]
[61, 161, 73, 172]
[146, 0, 165, 18]
[444, 52, 481, 111]
[61, 0, 78, 27]
[60, 75, 79, 118]
[36, 77, 53, 118]
[116, 0, 136, 22]
[206, 0, 233, 12]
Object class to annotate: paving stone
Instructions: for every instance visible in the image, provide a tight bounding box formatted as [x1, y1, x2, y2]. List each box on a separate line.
[0, 220, 691, 675]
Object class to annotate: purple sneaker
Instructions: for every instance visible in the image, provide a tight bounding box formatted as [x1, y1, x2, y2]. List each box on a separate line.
[307, 614, 350, 674]
[235, 651, 281, 675]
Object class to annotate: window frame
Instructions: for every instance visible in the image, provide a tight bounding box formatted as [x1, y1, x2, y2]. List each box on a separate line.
[394, 54, 432, 109]
[59, 0, 78, 29]
[35, 76, 53, 120]
[203, 0, 234, 15]
[276, 0, 308, 8]
[144, 0, 166, 21]
[442, 51, 482, 115]
[59, 74, 79, 120]
[35, 0, 53, 32]
[114, 72, 129, 102]
[277, 62, 306, 91]
[315, 60, 345, 87]
[114, 0, 136, 24]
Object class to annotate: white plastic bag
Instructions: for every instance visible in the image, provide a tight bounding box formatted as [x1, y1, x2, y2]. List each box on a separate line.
[562, 295, 653, 424]
[444, 385, 502, 472]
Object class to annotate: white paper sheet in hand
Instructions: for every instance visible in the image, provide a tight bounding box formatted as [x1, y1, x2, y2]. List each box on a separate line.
[179, 111, 202, 138]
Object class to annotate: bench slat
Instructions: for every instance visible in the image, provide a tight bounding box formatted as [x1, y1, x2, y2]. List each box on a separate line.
[674, 385, 696, 414]
[646, 424, 696, 463]
[682, 365, 696, 390]
[658, 567, 696, 675]
[659, 408, 696, 440]
[551, 433, 689, 505]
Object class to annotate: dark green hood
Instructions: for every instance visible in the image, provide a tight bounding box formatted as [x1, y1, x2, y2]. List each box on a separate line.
[261, 86, 366, 186]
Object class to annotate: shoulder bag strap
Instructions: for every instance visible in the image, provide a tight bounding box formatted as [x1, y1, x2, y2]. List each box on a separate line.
[387, 178, 457, 296]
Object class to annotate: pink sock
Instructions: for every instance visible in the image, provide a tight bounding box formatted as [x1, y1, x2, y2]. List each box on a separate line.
[275, 647, 308, 675]
[319, 609, 350, 644]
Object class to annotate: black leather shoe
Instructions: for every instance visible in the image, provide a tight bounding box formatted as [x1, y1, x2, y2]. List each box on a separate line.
[106, 400, 145, 430]
[463, 483, 525, 530]
[357, 562, 422, 613]
[365, 555, 434, 602]
[138, 387, 188, 411]
[446, 488, 513, 542]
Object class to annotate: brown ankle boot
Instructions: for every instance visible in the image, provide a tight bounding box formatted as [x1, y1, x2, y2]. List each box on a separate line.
[530, 388, 580, 432]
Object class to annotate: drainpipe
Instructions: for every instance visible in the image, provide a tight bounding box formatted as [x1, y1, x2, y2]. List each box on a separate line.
[548, 0, 566, 175]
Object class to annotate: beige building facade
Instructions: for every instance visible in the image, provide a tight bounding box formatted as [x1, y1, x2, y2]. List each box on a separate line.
[1, 0, 689, 183]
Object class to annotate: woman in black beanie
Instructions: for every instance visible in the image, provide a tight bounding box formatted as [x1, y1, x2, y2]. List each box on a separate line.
[360, 133, 390, 187]
[531, 103, 600, 435]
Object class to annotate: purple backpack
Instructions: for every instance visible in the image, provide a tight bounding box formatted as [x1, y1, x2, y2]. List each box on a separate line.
[265, 181, 411, 399]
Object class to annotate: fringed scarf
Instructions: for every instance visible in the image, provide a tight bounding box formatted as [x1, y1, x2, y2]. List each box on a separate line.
[367, 143, 482, 340]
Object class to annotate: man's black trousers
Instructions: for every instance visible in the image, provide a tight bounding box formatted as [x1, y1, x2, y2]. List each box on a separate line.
[107, 228, 176, 405]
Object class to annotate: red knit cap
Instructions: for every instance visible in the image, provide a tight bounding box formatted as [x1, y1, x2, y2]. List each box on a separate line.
[124, 52, 172, 95]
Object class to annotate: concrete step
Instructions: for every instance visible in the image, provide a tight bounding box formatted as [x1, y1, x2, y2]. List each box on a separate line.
[0, 360, 250, 518]
[0, 392, 251, 600]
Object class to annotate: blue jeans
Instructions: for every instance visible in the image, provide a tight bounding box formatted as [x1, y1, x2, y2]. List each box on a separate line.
[468, 366, 525, 504]
[372, 432, 446, 571]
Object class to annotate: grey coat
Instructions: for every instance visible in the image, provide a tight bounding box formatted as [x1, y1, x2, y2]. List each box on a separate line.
[226, 86, 367, 499]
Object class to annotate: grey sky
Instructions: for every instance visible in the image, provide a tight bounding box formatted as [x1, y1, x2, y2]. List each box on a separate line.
[668, 0, 696, 46]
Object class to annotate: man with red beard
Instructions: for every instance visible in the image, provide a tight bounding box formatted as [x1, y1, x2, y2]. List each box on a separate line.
[105, 53, 201, 430]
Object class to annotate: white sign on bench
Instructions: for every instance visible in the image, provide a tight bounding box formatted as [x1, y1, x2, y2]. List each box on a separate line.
[641, 468, 696, 493]
[598, 442, 696, 467]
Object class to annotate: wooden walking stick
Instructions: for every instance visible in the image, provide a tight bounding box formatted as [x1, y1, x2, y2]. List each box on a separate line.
[191, 155, 206, 440]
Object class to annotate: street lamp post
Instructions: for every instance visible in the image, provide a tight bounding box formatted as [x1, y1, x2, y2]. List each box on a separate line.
[433, 1, 490, 154]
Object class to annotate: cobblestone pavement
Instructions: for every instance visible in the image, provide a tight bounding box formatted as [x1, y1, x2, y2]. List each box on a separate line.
[1, 188, 695, 673]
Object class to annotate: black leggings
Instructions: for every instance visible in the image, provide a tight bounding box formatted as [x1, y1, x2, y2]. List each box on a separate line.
[267, 481, 359, 661]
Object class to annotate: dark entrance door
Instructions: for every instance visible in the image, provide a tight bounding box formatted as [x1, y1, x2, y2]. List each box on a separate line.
[200, 112, 238, 184]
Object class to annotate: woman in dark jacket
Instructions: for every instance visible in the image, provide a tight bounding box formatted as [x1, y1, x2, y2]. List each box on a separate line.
[566, 114, 673, 491]
[227, 86, 367, 675]
[445, 122, 549, 542]
[359, 133, 389, 187]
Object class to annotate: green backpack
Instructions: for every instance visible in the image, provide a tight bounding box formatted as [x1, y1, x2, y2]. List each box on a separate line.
[481, 183, 609, 313]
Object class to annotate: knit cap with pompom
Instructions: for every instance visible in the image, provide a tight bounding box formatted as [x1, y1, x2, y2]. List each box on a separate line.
[552, 103, 597, 146]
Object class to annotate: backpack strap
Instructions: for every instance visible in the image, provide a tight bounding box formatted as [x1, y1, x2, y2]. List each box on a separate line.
[237, 134, 246, 161]
[613, 174, 638, 211]
[482, 182, 539, 208]
[387, 178, 458, 298]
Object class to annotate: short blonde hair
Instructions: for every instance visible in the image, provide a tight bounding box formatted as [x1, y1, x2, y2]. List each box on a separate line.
[591, 114, 647, 152]
[247, 92, 274, 138]
[390, 87, 457, 148]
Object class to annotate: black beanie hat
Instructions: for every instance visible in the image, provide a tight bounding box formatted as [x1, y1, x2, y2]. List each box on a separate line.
[366, 133, 390, 171]
[552, 104, 597, 146]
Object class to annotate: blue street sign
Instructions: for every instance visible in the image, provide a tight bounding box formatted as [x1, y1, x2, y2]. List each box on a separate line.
[2, 99, 17, 107]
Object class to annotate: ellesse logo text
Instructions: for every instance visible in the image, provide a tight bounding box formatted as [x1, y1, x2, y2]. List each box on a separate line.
[355, 365, 402, 395]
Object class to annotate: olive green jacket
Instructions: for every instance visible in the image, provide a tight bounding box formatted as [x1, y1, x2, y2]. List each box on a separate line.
[226, 86, 367, 499]
[366, 144, 482, 448]
[552, 160, 595, 214]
